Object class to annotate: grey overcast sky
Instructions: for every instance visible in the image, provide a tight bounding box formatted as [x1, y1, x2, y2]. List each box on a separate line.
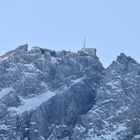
[0, 0, 140, 67]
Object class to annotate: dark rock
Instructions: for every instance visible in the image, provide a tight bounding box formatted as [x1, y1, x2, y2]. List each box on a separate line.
[1, 91, 21, 107]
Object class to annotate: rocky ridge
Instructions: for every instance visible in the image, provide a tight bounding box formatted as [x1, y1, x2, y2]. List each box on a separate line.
[0, 45, 139, 140]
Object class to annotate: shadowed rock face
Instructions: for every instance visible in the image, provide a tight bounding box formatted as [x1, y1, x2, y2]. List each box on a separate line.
[0, 46, 139, 140]
[71, 54, 140, 140]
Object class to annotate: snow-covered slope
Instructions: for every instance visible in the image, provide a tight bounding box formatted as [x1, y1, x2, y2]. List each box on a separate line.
[0, 45, 139, 140]
[10, 91, 56, 114]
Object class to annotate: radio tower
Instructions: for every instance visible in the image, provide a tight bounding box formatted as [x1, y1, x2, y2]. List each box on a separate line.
[83, 37, 86, 49]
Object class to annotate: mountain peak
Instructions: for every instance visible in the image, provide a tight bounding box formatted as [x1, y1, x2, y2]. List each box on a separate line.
[15, 44, 28, 52]
[117, 53, 128, 62]
[116, 53, 136, 65]
[0, 44, 28, 62]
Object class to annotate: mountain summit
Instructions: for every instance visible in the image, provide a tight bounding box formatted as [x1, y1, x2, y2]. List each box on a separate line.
[0, 45, 139, 140]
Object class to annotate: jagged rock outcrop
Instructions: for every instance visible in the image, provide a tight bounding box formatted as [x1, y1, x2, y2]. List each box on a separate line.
[0, 45, 139, 140]
[72, 53, 140, 140]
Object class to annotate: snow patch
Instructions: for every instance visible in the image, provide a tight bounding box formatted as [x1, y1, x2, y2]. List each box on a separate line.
[71, 76, 84, 84]
[75, 124, 86, 132]
[0, 87, 14, 99]
[0, 124, 9, 130]
[9, 91, 56, 114]
[106, 80, 119, 87]
[102, 99, 114, 105]
[30, 122, 37, 125]
[87, 124, 127, 140]
[133, 135, 140, 139]
[51, 57, 57, 64]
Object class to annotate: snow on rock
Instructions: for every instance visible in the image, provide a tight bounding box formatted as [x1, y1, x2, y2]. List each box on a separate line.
[51, 56, 57, 64]
[71, 76, 85, 84]
[0, 87, 14, 99]
[0, 56, 10, 62]
[87, 124, 127, 140]
[133, 135, 140, 139]
[10, 91, 56, 114]
[0, 124, 9, 130]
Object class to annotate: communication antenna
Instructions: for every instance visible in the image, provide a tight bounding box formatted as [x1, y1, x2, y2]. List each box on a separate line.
[83, 37, 86, 49]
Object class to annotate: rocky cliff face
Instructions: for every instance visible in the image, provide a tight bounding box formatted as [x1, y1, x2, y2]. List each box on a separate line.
[0, 45, 139, 140]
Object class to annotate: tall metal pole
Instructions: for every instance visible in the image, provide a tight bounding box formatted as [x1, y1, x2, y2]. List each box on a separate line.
[83, 37, 86, 49]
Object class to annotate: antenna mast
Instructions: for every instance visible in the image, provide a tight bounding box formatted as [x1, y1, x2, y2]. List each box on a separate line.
[83, 37, 86, 49]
